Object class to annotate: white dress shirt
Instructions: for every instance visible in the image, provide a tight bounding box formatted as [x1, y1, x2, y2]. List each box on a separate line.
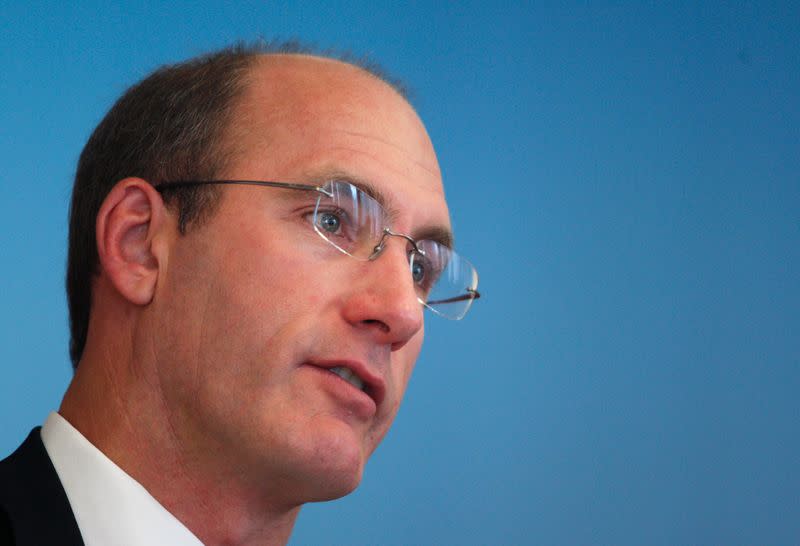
[40, 412, 204, 546]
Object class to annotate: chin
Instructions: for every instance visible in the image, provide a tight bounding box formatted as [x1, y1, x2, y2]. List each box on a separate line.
[307, 467, 364, 502]
[286, 416, 370, 502]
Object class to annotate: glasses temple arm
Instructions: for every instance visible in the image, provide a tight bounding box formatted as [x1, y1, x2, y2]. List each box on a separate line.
[426, 289, 481, 305]
[154, 180, 331, 195]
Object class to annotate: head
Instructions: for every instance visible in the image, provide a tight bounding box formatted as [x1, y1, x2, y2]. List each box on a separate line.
[68, 45, 452, 503]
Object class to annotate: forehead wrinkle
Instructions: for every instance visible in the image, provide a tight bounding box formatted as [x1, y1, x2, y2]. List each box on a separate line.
[334, 129, 441, 179]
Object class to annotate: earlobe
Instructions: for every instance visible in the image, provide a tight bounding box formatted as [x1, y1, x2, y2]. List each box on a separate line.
[96, 178, 167, 306]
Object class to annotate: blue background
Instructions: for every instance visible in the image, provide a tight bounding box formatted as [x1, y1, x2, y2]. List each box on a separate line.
[1, 2, 798, 545]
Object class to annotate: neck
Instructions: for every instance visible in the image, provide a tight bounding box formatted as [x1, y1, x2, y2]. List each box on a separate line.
[60, 342, 301, 546]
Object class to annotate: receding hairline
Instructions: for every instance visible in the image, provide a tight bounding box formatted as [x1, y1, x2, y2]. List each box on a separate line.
[245, 52, 414, 110]
[213, 50, 424, 173]
[217, 50, 438, 176]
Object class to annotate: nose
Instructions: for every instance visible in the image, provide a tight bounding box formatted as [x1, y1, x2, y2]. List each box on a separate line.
[341, 238, 424, 351]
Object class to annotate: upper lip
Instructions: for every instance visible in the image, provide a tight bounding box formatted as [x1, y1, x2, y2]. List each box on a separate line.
[306, 358, 387, 408]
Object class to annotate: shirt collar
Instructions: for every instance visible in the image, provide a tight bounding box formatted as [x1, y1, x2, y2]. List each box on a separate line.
[41, 411, 204, 546]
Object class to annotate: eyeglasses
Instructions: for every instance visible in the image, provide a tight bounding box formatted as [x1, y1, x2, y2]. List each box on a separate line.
[155, 179, 480, 319]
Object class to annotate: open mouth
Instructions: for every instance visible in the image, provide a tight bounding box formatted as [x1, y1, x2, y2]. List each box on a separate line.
[305, 359, 386, 408]
[328, 366, 368, 395]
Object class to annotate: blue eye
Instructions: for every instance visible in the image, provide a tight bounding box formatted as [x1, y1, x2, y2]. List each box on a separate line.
[318, 212, 341, 233]
[411, 259, 426, 284]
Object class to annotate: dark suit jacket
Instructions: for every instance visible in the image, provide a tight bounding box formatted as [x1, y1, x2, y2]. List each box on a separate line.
[0, 428, 84, 545]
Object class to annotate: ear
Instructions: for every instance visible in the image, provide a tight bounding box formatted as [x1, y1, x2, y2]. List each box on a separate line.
[96, 178, 168, 306]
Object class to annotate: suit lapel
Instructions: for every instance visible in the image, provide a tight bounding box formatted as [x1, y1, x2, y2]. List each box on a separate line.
[0, 428, 85, 545]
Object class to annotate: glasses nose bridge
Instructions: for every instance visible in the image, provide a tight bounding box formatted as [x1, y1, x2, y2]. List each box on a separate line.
[369, 228, 422, 261]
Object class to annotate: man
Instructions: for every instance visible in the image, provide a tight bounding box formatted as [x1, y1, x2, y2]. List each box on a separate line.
[0, 43, 479, 545]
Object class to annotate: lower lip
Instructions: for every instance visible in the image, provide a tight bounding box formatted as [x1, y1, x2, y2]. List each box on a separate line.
[303, 364, 377, 419]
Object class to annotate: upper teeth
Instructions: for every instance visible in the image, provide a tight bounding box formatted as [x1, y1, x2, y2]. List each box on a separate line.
[330, 366, 365, 392]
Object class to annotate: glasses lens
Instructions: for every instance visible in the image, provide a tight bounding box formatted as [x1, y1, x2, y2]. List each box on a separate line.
[413, 240, 479, 320]
[313, 181, 385, 258]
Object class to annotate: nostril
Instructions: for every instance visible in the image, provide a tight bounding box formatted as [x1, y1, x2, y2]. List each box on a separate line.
[363, 319, 390, 333]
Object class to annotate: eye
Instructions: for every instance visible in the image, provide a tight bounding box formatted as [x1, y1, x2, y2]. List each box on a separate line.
[410, 245, 447, 296]
[314, 207, 359, 245]
[410, 252, 440, 295]
[411, 258, 427, 284]
[318, 211, 341, 234]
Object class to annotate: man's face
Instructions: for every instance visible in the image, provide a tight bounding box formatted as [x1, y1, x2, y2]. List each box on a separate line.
[150, 56, 450, 504]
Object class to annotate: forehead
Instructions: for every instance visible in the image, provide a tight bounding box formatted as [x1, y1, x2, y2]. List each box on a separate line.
[222, 54, 450, 229]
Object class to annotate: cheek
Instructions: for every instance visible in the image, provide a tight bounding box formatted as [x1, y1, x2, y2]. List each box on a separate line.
[221, 236, 320, 309]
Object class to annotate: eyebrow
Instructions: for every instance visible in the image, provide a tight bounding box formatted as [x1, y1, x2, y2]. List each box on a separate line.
[304, 169, 455, 248]
[306, 169, 394, 211]
[414, 225, 454, 249]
